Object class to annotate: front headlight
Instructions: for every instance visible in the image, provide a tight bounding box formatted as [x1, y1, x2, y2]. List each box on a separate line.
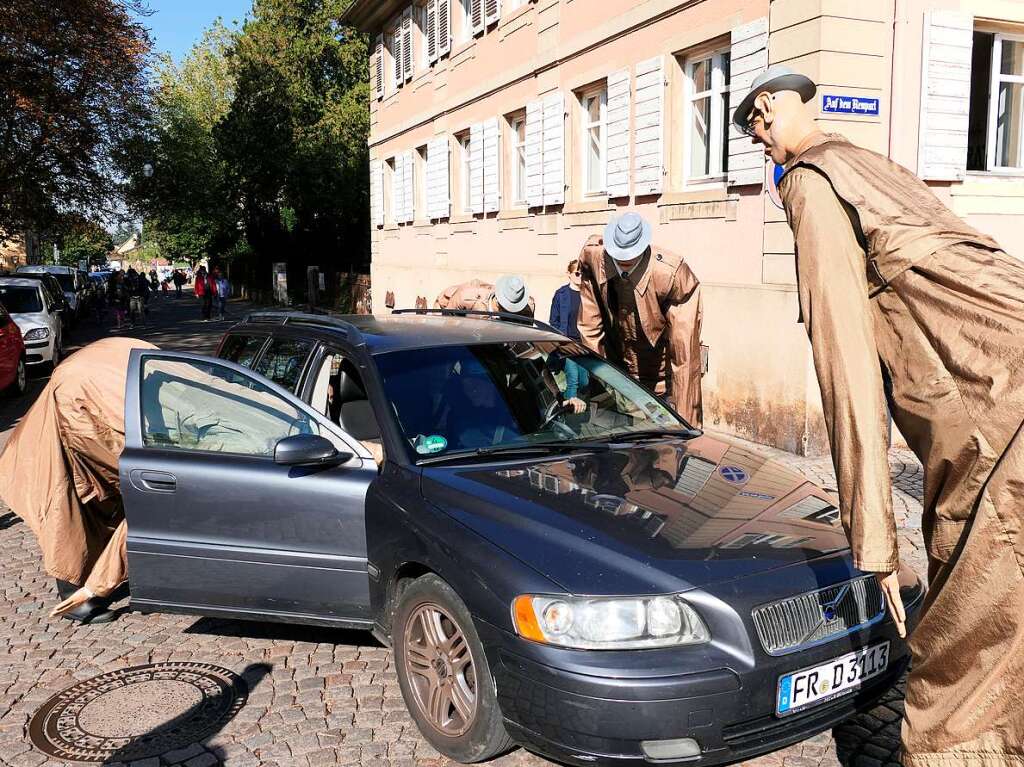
[23, 327, 50, 341]
[513, 594, 710, 650]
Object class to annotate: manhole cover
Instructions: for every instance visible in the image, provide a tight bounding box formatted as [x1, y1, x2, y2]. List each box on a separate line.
[29, 662, 248, 762]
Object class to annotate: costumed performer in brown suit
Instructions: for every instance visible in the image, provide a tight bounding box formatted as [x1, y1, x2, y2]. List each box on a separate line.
[434, 274, 535, 317]
[576, 212, 703, 427]
[738, 64, 1024, 766]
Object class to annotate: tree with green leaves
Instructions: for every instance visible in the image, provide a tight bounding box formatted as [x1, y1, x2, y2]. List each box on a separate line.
[125, 21, 246, 274]
[56, 216, 114, 269]
[216, 0, 369, 296]
[0, 0, 151, 237]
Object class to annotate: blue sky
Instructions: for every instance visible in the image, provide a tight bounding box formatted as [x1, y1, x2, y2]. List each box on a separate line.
[137, 0, 253, 63]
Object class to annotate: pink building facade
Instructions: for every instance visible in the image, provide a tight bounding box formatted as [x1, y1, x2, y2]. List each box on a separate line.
[343, 0, 1024, 455]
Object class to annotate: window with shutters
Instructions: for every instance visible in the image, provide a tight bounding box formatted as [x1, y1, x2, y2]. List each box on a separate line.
[416, 3, 429, 71]
[578, 85, 608, 196]
[457, 131, 473, 213]
[968, 29, 1024, 172]
[385, 158, 397, 224]
[386, 22, 402, 91]
[684, 48, 731, 184]
[508, 113, 527, 207]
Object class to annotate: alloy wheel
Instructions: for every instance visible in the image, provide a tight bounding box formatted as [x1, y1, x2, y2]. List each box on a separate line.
[403, 602, 477, 737]
[15, 359, 26, 393]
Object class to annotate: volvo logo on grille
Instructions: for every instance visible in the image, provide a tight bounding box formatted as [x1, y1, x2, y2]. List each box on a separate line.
[823, 605, 838, 621]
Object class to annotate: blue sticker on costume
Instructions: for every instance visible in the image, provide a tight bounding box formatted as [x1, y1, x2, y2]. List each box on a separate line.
[416, 435, 448, 455]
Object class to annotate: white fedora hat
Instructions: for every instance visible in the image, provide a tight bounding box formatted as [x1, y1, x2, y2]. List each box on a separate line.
[733, 65, 816, 135]
[603, 212, 653, 263]
[494, 274, 530, 313]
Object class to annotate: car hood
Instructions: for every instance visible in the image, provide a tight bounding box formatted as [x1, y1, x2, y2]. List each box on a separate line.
[421, 434, 848, 595]
[10, 313, 49, 332]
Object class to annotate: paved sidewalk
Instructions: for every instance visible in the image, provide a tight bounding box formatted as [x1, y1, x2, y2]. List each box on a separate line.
[0, 299, 923, 767]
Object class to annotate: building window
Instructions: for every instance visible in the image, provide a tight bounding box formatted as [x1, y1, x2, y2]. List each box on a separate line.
[458, 132, 472, 213]
[579, 86, 607, 196]
[685, 49, 731, 183]
[416, 3, 429, 71]
[457, 0, 473, 43]
[969, 31, 1024, 171]
[386, 23, 401, 92]
[385, 157, 396, 224]
[509, 114, 527, 206]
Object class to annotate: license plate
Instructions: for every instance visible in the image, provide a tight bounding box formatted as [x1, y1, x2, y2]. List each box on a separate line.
[776, 641, 890, 716]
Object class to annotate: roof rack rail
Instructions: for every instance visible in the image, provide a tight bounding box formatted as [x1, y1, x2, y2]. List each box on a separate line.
[244, 310, 364, 344]
[391, 308, 560, 336]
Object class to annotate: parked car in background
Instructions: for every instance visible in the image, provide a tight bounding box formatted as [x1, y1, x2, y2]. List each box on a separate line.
[17, 265, 87, 321]
[0, 278, 64, 370]
[116, 310, 926, 767]
[0, 302, 27, 396]
[12, 272, 72, 330]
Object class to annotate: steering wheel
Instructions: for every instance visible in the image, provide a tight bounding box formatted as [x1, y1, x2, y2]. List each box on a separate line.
[538, 399, 571, 433]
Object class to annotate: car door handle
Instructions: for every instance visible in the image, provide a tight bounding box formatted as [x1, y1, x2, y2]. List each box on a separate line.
[130, 470, 177, 493]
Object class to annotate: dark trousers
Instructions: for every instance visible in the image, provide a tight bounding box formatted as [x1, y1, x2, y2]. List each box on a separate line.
[201, 292, 213, 319]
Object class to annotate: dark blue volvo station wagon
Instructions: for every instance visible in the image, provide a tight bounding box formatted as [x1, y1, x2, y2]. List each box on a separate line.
[119, 310, 924, 766]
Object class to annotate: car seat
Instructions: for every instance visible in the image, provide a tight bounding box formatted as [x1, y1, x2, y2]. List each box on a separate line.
[335, 362, 380, 442]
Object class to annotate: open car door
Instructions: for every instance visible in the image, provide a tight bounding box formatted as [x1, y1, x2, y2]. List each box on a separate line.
[119, 349, 377, 626]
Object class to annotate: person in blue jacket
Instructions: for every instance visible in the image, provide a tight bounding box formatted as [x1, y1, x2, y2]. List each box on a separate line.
[549, 259, 589, 412]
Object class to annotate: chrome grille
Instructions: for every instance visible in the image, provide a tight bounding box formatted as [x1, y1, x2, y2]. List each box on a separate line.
[752, 576, 885, 655]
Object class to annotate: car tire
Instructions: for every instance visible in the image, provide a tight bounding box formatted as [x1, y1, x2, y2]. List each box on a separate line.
[49, 341, 61, 371]
[392, 574, 514, 764]
[5, 357, 27, 397]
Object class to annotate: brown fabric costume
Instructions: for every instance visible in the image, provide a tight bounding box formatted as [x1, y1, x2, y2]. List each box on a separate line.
[434, 279, 536, 317]
[0, 337, 157, 598]
[576, 235, 703, 426]
[780, 133, 1024, 766]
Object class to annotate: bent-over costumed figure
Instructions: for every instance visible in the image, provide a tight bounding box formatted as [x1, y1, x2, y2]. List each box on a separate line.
[434, 275, 535, 317]
[739, 65, 1024, 766]
[577, 213, 703, 427]
[0, 337, 157, 622]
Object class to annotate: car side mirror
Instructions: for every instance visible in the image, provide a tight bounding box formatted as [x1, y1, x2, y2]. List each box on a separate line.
[274, 434, 351, 468]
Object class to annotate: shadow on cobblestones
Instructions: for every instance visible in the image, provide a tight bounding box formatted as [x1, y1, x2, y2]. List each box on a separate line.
[184, 616, 385, 649]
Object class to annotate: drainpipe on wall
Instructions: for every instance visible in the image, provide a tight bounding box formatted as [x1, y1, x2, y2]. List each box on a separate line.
[888, 0, 901, 160]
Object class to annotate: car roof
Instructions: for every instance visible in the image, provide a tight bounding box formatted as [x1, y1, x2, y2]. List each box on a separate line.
[232, 311, 568, 354]
[0, 277, 45, 289]
[18, 265, 73, 273]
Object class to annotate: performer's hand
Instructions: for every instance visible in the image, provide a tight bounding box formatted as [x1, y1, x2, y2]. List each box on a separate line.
[876, 570, 906, 639]
[566, 397, 586, 414]
[50, 587, 92, 617]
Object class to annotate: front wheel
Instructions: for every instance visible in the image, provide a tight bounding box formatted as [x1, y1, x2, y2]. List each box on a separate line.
[4, 357, 27, 397]
[393, 574, 513, 763]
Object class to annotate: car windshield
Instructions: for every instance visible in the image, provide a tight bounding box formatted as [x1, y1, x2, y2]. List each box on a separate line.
[374, 341, 693, 461]
[52, 273, 75, 291]
[0, 285, 42, 314]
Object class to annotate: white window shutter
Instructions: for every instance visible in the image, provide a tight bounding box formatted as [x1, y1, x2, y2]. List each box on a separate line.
[373, 35, 384, 100]
[405, 150, 416, 221]
[470, 122, 485, 214]
[402, 8, 414, 82]
[728, 17, 769, 186]
[525, 99, 544, 208]
[485, 0, 500, 26]
[391, 27, 403, 90]
[370, 159, 384, 227]
[483, 117, 501, 213]
[426, 0, 438, 63]
[391, 155, 404, 223]
[918, 11, 973, 180]
[471, 0, 484, 35]
[606, 68, 631, 199]
[437, 0, 451, 56]
[542, 91, 565, 206]
[633, 56, 664, 196]
[427, 136, 451, 219]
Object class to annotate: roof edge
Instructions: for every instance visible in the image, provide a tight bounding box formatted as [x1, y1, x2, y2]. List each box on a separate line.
[341, 0, 405, 33]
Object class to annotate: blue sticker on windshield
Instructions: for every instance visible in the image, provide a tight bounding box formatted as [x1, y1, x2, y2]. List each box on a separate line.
[415, 435, 448, 455]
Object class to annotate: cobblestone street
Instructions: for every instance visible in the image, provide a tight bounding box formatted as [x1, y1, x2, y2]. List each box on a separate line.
[0, 295, 924, 767]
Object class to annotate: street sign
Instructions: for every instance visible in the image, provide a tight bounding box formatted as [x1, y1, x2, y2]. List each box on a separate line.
[821, 94, 879, 117]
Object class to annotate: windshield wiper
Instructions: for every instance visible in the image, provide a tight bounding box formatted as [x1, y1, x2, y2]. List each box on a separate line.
[417, 440, 611, 466]
[602, 427, 703, 443]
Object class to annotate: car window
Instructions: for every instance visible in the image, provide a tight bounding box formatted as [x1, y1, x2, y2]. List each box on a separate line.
[140, 356, 320, 456]
[219, 334, 268, 369]
[0, 285, 43, 314]
[253, 337, 314, 393]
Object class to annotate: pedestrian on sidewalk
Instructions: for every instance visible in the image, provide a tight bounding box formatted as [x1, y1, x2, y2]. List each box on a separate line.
[214, 269, 230, 320]
[172, 269, 184, 299]
[195, 265, 214, 321]
[107, 271, 128, 330]
[738, 64, 1024, 766]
